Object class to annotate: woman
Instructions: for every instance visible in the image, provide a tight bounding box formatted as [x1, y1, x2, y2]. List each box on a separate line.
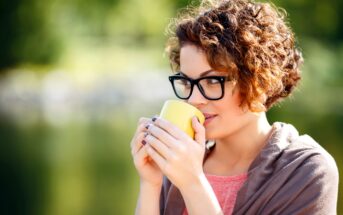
[130, 0, 339, 214]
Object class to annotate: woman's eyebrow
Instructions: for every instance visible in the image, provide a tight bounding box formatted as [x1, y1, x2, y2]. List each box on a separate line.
[200, 69, 215, 77]
[179, 69, 217, 78]
[178, 72, 187, 77]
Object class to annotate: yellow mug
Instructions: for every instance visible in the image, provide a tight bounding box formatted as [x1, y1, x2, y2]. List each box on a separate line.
[159, 100, 205, 139]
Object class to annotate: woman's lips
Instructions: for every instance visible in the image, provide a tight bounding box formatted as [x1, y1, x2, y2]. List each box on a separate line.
[203, 113, 217, 126]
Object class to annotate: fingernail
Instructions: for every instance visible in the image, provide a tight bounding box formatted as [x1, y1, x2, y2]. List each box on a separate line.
[142, 140, 146, 145]
[152, 117, 157, 122]
[145, 124, 150, 129]
[144, 132, 149, 137]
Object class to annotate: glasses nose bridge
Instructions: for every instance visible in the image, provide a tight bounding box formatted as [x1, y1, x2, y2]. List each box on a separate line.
[189, 78, 206, 100]
[190, 78, 203, 92]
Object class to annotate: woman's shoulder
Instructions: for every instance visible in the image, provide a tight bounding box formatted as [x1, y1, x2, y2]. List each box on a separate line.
[289, 133, 338, 180]
[271, 127, 339, 214]
[252, 122, 338, 176]
[269, 122, 338, 178]
[234, 122, 339, 214]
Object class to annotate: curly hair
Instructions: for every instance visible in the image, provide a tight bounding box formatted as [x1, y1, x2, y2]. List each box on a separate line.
[165, 0, 303, 112]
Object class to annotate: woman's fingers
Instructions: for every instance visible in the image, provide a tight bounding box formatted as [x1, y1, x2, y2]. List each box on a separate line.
[130, 117, 152, 153]
[131, 132, 146, 155]
[145, 133, 172, 160]
[146, 123, 176, 148]
[138, 117, 150, 127]
[192, 116, 206, 146]
[145, 144, 167, 172]
[134, 144, 150, 166]
[153, 117, 190, 141]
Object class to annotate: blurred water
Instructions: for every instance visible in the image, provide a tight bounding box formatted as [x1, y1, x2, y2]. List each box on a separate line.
[0, 69, 173, 124]
[0, 69, 174, 215]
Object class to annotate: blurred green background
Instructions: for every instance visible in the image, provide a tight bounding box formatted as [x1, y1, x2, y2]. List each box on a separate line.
[0, 0, 342, 214]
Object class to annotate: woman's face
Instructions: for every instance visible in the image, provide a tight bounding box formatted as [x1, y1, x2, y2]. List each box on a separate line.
[179, 44, 256, 140]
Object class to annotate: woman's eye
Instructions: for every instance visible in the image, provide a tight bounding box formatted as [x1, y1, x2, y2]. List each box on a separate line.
[177, 79, 191, 87]
[207, 78, 220, 84]
[181, 79, 190, 85]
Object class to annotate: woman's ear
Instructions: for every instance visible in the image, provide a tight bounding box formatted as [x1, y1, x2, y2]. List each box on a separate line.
[250, 95, 267, 112]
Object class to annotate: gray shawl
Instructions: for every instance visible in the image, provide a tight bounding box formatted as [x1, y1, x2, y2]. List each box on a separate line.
[159, 122, 339, 215]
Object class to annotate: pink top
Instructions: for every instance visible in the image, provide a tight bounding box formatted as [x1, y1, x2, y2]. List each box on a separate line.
[182, 173, 248, 215]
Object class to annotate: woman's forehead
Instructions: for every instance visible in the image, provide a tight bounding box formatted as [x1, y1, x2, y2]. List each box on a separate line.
[179, 45, 236, 77]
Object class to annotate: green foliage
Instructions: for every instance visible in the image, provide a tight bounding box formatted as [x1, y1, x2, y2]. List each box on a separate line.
[2, 0, 342, 70]
[0, 116, 141, 215]
[260, 0, 343, 43]
[0, 0, 63, 70]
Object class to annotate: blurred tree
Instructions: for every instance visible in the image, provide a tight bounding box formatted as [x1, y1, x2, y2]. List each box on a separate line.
[0, 0, 62, 71]
[109, 0, 173, 45]
[268, 0, 343, 43]
[1, 0, 343, 71]
[72, 0, 122, 36]
[172, 0, 343, 43]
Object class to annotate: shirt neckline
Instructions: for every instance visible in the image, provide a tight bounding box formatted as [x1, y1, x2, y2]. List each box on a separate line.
[205, 172, 248, 182]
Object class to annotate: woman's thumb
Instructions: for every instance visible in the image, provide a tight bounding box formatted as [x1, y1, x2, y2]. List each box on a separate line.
[192, 116, 206, 145]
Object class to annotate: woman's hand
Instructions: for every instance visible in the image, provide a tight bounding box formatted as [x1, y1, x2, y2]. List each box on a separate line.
[143, 116, 206, 190]
[130, 117, 163, 188]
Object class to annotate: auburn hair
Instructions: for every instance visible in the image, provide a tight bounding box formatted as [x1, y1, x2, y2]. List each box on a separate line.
[165, 0, 303, 111]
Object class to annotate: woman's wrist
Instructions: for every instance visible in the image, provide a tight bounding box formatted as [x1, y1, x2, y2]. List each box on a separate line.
[136, 180, 162, 215]
[179, 173, 222, 215]
[140, 180, 162, 191]
[179, 172, 208, 194]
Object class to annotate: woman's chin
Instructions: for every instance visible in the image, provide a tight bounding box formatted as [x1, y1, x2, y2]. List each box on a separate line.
[204, 129, 217, 141]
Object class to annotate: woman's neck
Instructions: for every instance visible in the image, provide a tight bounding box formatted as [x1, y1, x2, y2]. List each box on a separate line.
[208, 112, 272, 173]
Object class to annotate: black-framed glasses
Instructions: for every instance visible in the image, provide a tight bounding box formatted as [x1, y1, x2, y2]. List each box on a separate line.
[168, 73, 233, 100]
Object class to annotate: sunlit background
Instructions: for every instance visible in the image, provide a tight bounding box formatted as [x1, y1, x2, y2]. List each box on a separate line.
[0, 0, 342, 214]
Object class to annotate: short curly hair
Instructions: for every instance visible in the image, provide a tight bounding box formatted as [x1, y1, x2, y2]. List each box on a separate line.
[165, 0, 303, 112]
